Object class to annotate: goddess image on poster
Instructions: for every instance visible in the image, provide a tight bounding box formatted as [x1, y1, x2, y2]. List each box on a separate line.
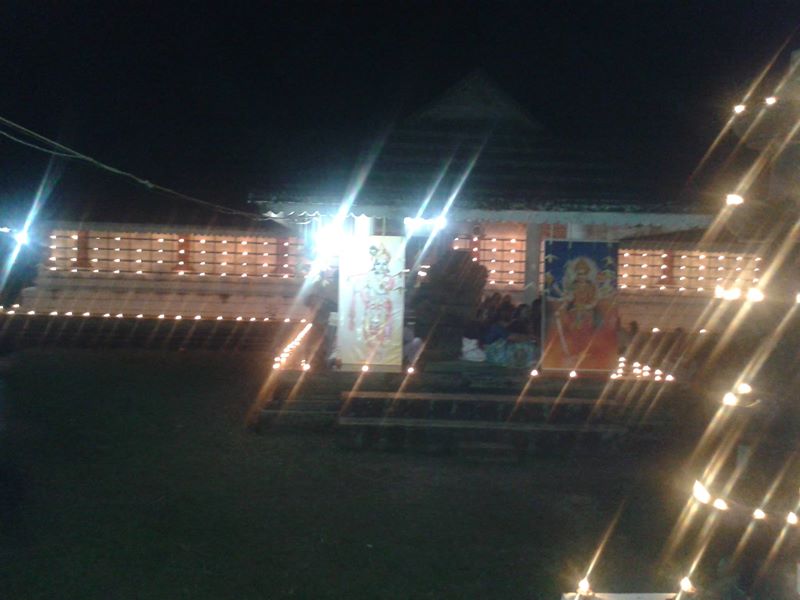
[542, 242, 619, 371]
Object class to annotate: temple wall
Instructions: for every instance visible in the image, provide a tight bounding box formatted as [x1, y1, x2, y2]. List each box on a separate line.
[15, 224, 314, 322]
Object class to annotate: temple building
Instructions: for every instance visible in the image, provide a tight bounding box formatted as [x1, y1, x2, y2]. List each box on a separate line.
[12, 72, 769, 333]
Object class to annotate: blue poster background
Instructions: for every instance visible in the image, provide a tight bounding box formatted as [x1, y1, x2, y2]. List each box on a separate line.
[542, 241, 619, 372]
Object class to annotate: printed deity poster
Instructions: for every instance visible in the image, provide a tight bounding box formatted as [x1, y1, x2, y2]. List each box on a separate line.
[542, 241, 619, 372]
[337, 236, 405, 371]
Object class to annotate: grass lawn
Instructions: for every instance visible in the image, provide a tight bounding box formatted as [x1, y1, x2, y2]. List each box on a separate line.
[0, 350, 711, 599]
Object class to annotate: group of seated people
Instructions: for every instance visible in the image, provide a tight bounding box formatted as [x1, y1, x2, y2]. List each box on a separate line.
[461, 293, 541, 368]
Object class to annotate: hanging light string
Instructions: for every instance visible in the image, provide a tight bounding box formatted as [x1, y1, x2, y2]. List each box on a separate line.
[0, 114, 261, 220]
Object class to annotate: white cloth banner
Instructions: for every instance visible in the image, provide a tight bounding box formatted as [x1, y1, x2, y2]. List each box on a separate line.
[337, 235, 405, 371]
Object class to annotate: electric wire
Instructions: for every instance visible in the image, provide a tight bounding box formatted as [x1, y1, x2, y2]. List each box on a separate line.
[0, 114, 261, 219]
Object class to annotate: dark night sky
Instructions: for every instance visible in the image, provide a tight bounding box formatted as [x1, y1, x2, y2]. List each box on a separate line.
[1, 1, 800, 225]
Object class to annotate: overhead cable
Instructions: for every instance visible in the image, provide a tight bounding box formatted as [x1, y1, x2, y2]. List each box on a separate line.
[0, 114, 261, 219]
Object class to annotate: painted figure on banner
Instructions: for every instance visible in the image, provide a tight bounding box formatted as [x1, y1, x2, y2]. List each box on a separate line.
[542, 241, 619, 371]
[347, 243, 404, 356]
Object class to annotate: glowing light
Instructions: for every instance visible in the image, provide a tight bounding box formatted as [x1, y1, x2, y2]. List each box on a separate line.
[746, 288, 764, 302]
[726, 193, 744, 206]
[530, 369, 539, 377]
[302, 363, 311, 372]
[665, 374, 674, 381]
[693, 480, 711, 504]
[737, 382, 752, 394]
[723, 288, 741, 301]
[753, 508, 766, 520]
[569, 370, 577, 378]
[216, 316, 223, 320]
[788, 512, 798, 525]
[765, 96, 777, 105]
[652, 327, 660, 333]
[577, 578, 591, 595]
[272, 362, 280, 370]
[361, 365, 369, 372]
[712, 498, 729, 511]
[723, 392, 739, 406]
[680, 576, 696, 594]
[733, 104, 746, 114]
[407, 366, 415, 374]
[13, 230, 29, 245]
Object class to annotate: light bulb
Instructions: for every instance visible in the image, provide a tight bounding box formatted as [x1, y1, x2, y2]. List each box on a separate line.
[722, 392, 738, 406]
[693, 481, 711, 504]
[680, 576, 695, 593]
[577, 578, 591, 595]
[726, 193, 744, 206]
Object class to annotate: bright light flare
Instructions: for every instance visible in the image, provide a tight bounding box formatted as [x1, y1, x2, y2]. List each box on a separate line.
[746, 288, 764, 302]
[693, 480, 711, 504]
[725, 193, 744, 206]
[723, 288, 742, 301]
[765, 96, 777, 105]
[753, 508, 766, 520]
[406, 366, 415, 374]
[13, 230, 29, 245]
[733, 104, 746, 114]
[679, 576, 696, 594]
[723, 392, 739, 406]
[787, 512, 798, 525]
[361, 365, 369, 372]
[737, 382, 752, 394]
[569, 370, 577, 378]
[577, 577, 591, 595]
[713, 498, 729, 511]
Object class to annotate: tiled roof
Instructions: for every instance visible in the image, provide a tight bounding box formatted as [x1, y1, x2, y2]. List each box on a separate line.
[252, 71, 689, 214]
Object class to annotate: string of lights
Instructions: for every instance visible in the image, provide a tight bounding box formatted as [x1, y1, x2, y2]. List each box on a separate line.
[0, 304, 306, 323]
[573, 81, 799, 597]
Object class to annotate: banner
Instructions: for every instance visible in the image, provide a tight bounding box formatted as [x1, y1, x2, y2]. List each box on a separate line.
[337, 236, 405, 371]
[542, 240, 619, 372]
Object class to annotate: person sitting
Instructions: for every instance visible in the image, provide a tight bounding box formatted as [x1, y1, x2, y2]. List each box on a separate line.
[482, 307, 537, 368]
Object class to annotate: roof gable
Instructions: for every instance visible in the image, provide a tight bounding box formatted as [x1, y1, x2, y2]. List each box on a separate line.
[408, 70, 541, 129]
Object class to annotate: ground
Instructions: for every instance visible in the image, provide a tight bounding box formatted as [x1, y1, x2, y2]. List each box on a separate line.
[0, 350, 776, 599]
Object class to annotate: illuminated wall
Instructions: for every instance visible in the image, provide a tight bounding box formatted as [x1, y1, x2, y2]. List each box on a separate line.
[18, 225, 314, 321]
[451, 222, 527, 292]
